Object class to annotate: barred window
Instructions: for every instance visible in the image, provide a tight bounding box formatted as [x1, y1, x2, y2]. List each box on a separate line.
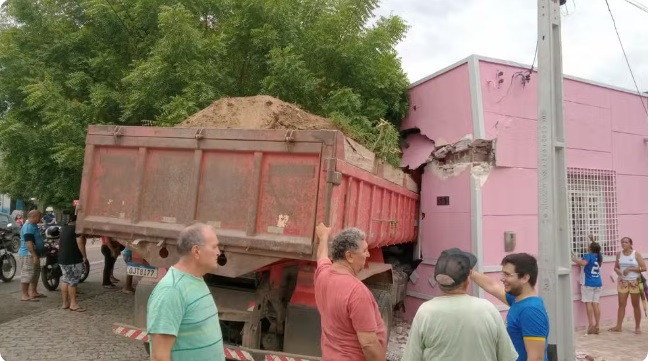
[568, 168, 618, 257]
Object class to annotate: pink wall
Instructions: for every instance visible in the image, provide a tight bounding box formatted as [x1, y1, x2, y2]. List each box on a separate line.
[403, 56, 648, 327]
[401, 63, 474, 319]
[404, 168, 473, 319]
[478, 59, 648, 327]
[402, 63, 473, 143]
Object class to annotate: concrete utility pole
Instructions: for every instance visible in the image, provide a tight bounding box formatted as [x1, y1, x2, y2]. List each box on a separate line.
[536, 0, 574, 360]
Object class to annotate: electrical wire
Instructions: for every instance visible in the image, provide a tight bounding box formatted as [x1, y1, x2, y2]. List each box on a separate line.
[621, 0, 648, 13]
[495, 41, 537, 104]
[528, 40, 538, 75]
[104, 0, 136, 39]
[604, 0, 648, 115]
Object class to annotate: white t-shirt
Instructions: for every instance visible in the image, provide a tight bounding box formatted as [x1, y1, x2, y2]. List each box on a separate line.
[403, 294, 518, 361]
[619, 250, 640, 281]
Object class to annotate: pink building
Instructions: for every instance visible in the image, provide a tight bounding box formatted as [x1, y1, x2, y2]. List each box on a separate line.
[401, 55, 648, 327]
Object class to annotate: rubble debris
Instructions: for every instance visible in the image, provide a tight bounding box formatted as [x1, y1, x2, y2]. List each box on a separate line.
[575, 352, 596, 361]
[426, 138, 495, 184]
[387, 316, 412, 361]
[430, 138, 493, 164]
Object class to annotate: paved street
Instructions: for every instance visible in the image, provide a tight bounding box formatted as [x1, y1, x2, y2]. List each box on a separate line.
[575, 318, 648, 361]
[0, 242, 645, 361]
[0, 242, 148, 361]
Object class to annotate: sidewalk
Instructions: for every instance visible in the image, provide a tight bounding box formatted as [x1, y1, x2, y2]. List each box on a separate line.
[576, 318, 648, 361]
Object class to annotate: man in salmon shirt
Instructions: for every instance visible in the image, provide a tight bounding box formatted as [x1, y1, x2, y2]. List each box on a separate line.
[314, 222, 386, 361]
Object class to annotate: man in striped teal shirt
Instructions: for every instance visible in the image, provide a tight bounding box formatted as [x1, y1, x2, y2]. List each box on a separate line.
[147, 223, 225, 361]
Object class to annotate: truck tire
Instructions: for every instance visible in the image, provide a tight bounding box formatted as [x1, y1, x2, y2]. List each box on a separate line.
[371, 289, 393, 338]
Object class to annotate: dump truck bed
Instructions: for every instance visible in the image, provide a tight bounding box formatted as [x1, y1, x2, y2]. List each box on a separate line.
[77, 126, 418, 275]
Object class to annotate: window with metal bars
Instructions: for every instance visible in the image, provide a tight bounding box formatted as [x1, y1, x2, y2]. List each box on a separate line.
[567, 168, 618, 257]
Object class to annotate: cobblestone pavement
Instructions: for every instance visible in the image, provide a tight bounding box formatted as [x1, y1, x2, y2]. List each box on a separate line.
[0, 262, 149, 361]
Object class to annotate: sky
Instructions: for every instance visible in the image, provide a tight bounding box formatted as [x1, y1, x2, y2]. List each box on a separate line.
[375, 0, 649, 92]
[0, 0, 646, 92]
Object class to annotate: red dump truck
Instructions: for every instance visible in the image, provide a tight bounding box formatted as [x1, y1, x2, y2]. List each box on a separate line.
[76, 125, 419, 360]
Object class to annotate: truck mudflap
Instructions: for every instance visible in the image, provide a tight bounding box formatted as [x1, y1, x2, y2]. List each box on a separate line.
[112, 323, 321, 361]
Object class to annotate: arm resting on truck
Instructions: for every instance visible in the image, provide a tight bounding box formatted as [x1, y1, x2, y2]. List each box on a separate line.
[469, 270, 507, 304]
[357, 331, 386, 361]
[315, 223, 331, 260]
[76, 234, 87, 262]
[150, 334, 175, 361]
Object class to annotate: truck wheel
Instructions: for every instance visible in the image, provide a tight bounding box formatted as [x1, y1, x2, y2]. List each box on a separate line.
[371, 289, 393, 338]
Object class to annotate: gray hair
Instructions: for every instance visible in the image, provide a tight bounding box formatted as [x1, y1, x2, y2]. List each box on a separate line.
[331, 228, 366, 261]
[177, 223, 213, 256]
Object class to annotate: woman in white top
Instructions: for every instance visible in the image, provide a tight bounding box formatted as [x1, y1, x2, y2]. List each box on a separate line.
[609, 237, 646, 334]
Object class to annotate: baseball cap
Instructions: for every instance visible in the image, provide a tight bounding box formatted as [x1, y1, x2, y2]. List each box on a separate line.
[434, 248, 478, 289]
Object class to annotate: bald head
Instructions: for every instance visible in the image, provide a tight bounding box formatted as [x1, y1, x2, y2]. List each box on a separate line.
[28, 210, 42, 223]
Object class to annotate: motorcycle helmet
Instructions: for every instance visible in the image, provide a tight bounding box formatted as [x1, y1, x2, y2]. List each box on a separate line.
[45, 206, 54, 212]
[45, 226, 60, 239]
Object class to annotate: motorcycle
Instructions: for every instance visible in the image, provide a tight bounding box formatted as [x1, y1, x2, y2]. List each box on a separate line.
[40, 226, 62, 291]
[0, 217, 21, 253]
[0, 229, 17, 282]
[39, 225, 90, 291]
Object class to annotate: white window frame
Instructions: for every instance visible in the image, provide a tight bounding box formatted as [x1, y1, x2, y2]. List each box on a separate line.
[567, 168, 618, 258]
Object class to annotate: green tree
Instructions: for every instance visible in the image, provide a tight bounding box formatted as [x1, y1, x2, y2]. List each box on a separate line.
[0, 0, 409, 205]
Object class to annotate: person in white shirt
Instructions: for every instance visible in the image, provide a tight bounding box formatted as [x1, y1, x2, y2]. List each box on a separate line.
[609, 237, 646, 334]
[402, 248, 518, 361]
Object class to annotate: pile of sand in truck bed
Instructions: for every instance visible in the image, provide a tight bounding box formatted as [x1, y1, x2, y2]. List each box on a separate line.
[177, 95, 339, 130]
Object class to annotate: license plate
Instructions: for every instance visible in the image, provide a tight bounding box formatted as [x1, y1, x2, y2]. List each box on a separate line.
[126, 263, 158, 278]
[39, 257, 47, 267]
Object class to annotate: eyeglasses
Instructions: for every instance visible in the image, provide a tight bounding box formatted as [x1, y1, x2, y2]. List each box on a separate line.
[500, 272, 520, 278]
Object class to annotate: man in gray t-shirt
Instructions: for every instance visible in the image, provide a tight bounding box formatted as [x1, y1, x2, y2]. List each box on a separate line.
[402, 248, 518, 361]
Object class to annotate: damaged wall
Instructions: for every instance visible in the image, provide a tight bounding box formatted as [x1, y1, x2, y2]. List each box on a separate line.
[401, 63, 473, 145]
[427, 138, 494, 186]
[402, 56, 647, 326]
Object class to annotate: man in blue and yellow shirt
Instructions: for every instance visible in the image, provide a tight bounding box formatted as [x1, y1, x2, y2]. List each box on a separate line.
[470, 253, 550, 361]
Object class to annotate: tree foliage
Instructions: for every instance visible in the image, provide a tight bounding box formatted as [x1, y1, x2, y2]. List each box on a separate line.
[0, 0, 410, 206]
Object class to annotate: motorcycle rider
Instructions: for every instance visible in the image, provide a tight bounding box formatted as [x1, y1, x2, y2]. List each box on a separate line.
[42, 207, 57, 226]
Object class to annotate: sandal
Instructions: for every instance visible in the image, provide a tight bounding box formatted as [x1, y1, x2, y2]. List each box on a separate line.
[608, 327, 622, 332]
[20, 298, 39, 302]
[31, 293, 47, 298]
[69, 307, 86, 312]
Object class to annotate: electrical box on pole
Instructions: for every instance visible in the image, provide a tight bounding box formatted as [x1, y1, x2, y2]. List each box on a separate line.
[537, 0, 575, 360]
